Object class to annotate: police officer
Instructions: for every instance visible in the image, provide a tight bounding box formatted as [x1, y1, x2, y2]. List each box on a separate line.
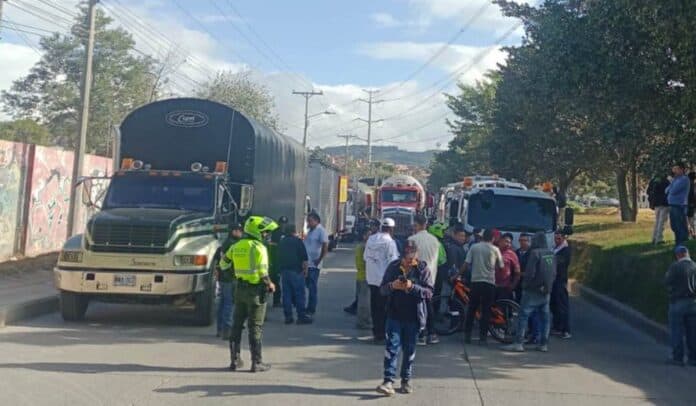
[219, 216, 278, 373]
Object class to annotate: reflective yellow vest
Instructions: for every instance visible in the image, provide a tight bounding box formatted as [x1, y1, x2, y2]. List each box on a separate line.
[219, 238, 269, 285]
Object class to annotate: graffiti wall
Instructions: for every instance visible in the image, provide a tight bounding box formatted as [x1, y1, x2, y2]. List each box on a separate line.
[24, 146, 75, 257]
[0, 141, 30, 261]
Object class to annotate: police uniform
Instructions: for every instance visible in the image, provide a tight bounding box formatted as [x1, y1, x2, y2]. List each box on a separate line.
[220, 216, 278, 372]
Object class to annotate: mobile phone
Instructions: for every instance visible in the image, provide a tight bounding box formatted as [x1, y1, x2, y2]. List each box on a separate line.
[398, 275, 407, 282]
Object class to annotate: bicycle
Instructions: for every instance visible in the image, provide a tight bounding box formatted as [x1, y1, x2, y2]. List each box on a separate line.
[431, 278, 520, 343]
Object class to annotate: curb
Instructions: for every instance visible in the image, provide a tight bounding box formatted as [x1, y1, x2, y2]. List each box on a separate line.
[0, 295, 59, 328]
[569, 280, 669, 344]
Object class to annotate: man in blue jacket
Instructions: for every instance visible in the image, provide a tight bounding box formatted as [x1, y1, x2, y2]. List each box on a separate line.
[667, 163, 690, 246]
[376, 241, 433, 396]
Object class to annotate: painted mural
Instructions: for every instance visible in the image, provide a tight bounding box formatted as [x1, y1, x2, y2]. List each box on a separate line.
[25, 146, 74, 257]
[0, 140, 29, 261]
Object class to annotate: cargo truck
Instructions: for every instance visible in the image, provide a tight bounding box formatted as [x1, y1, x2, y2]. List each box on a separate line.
[55, 98, 307, 325]
[377, 175, 426, 240]
[306, 158, 344, 250]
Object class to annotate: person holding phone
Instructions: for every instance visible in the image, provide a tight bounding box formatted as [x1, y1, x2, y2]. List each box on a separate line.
[376, 241, 433, 396]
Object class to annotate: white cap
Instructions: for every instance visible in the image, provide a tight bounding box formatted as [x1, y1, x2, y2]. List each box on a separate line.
[381, 217, 396, 227]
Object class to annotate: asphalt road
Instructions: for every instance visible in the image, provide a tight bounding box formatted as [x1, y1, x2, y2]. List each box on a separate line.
[0, 245, 694, 406]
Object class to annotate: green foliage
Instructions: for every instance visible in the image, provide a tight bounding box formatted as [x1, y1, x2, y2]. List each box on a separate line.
[428, 74, 498, 190]
[0, 119, 52, 145]
[1, 8, 159, 155]
[197, 70, 280, 131]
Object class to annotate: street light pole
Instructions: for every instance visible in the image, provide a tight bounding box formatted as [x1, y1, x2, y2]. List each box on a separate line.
[66, 0, 98, 238]
[337, 134, 358, 176]
[293, 90, 324, 147]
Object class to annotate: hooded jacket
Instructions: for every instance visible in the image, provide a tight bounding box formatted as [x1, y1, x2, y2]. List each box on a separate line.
[522, 232, 557, 295]
[380, 259, 433, 329]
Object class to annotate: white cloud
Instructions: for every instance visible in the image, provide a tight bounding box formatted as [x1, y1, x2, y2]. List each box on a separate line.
[197, 14, 245, 24]
[370, 12, 401, 28]
[358, 41, 507, 83]
[0, 43, 41, 119]
[407, 0, 532, 35]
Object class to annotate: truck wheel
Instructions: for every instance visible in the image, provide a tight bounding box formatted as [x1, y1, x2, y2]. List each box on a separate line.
[60, 291, 89, 321]
[193, 272, 215, 326]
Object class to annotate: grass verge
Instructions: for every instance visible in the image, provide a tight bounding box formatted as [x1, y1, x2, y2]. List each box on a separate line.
[570, 209, 686, 324]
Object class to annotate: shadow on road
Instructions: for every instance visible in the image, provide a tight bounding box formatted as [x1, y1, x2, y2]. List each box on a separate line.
[1, 246, 695, 404]
[154, 384, 383, 400]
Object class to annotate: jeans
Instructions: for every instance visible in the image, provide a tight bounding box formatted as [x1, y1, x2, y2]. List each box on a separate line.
[653, 206, 670, 243]
[384, 318, 419, 383]
[370, 285, 387, 340]
[464, 282, 496, 340]
[217, 281, 234, 332]
[550, 279, 570, 333]
[668, 298, 696, 362]
[670, 205, 689, 246]
[356, 280, 372, 329]
[281, 270, 307, 320]
[305, 267, 320, 314]
[515, 290, 551, 345]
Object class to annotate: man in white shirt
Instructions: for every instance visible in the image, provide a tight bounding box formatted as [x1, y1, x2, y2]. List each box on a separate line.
[408, 214, 441, 345]
[364, 218, 400, 343]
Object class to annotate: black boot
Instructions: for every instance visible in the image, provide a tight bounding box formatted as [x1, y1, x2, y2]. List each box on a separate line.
[229, 341, 244, 371]
[250, 340, 271, 373]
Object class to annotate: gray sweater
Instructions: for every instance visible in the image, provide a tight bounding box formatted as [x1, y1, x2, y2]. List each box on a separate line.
[665, 258, 696, 303]
[522, 233, 557, 295]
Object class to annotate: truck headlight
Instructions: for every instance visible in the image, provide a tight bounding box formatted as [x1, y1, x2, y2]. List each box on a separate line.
[60, 251, 84, 263]
[174, 255, 207, 266]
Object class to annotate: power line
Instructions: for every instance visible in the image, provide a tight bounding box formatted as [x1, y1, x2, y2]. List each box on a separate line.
[379, 2, 492, 98]
[12, 0, 74, 26]
[6, 1, 73, 31]
[1, 18, 62, 34]
[35, 0, 77, 19]
[101, 0, 215, 79]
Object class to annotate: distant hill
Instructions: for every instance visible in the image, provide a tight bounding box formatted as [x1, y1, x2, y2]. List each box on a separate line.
[322, 145, 435, 168]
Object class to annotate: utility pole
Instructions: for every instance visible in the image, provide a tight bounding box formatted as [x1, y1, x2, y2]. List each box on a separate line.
[66, 0, 98, 238]
[293, 90, 323, 147]
[337, 134, 358, 176]
[356, 89, 385, 171]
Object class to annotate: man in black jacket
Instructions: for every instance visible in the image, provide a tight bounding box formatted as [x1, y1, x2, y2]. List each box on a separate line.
[278, 225, 312, 325]
[648, 175, 671, 245]
[502, 232, 556, 352]
[551, 231, 572, 339]
[376, 241, 433, 396]
[665, 246, 696, 366]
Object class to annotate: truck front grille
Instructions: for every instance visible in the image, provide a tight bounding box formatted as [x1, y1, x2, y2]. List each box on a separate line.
[89, 223, 170, 254]
[389, 213, 413, 238]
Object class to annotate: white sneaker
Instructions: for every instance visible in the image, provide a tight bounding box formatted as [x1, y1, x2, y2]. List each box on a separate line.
[537, 344, 548, 352]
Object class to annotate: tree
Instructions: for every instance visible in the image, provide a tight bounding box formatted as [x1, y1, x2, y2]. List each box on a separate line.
[1, 7, 160, 156]
[0, 119, 52, 145]
[428, 73, 498, 190]
[197, 70, 280, 131]
[490, 1, 605, 197]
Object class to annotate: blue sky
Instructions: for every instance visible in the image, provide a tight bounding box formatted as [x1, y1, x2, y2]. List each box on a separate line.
[0, 0, 530, 151]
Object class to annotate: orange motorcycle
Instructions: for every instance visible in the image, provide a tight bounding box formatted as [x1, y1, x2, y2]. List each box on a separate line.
[432, 278, 520, 343]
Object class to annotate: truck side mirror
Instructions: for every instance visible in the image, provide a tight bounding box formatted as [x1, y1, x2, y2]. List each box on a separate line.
[564, 207, 575, 226]
[239, 185, 254, 216]
[77, 177, 95, 208]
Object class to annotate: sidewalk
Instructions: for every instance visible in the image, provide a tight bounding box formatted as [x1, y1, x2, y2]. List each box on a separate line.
[0, 259, 58, 327]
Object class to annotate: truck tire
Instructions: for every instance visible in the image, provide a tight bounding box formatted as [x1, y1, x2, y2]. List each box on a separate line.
[60, 291, 89, 321]
[193, 271, 215, 326]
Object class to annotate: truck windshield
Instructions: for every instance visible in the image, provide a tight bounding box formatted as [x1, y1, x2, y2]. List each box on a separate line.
[382, 190, 418, 203]
[467, 194, 556, 232]
[103, 175, 215, 212]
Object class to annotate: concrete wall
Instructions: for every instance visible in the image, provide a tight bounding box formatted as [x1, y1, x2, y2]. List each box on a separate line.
[0, 141, 112, 261]
[0, 141, 31, 260]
